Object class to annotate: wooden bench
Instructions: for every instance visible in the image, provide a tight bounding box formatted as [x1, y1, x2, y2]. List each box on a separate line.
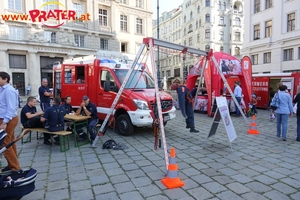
[20, 127, 72, 152]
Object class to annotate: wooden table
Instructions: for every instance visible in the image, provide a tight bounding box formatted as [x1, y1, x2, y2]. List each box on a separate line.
[64, 114, 90, 147]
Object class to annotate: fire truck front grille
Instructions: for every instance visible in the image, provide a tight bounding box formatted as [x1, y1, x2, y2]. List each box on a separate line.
[150, 100, 173, 111]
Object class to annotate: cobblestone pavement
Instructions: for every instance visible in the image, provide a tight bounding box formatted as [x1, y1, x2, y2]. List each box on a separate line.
[2, 108, 300, 200]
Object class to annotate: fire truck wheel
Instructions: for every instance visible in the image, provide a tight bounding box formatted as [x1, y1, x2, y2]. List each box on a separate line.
[116, 114, 134, 136]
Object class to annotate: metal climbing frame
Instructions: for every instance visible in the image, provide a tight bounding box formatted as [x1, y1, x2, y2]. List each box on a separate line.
[92, 37, 208, 170]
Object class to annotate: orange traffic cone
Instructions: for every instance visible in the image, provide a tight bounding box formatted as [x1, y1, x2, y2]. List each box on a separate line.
[161, 147, 185, 189]
[247, 115, 259, 134]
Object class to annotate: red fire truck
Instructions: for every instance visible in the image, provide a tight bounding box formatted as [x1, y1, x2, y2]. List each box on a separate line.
[252, 72, 300, 108]
[52, 54, 176, 136]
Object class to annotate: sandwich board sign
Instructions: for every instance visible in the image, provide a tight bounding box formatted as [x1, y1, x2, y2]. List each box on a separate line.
[206, 97, 237, 149]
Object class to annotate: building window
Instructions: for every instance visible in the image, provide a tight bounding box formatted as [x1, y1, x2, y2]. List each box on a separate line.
[136, 0, 143, 8]
[42, 0, 55, 12]
[205, 29, 210, 38]
[235, 17, 241, 26]
[100, 38, 109, 50]
[205, 14, 210, 22]
[188, 24, 193, 32]
[44, 31, 56, 43]
[190, 11, 193, 20]
[218, 1, 221, 9]
[9, 54, 26, 69]
[219, 31, 224, 40]
[73, 3, 83, 21]
[174, 68, 180, 77]
[8, 26, 23, 40]
[120, 15, 128, 32]
[220, 46, 224, 51]
[265, 20, 272, 37]
[265, 0, 272, 9]
[196, 21, 198, 28]
[263, 52, 271, 63]
[184, 28, 186, 35]
[189, 37, 192, 46]
[184, 15, 186, 23]
[219, 16, 224, 25]
[8, 0, 22, 10]
[197, 34, 200, 42]
[184, 40, 186, 46]
[99, 9, 108, 26]
[120, 0, 126, 3]
[121, 42, 127, 52]
[251, 54, 258, 65]
[283, 48, 293, 61]
[197, 5, 200, 13]
[254, 0, 260, 13]
[234, 32, 240, 41]
[136, 18, 143, 34]
[74, 35, 84, 47]
[206, 0, 210, 7]
[254, 24, 260, 40]
[166, 70, 171, 77]
[287, 13, 295, 32]
[223, 2, 226, 10]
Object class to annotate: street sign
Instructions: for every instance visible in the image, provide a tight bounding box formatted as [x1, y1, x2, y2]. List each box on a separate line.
[206, 97, 237, 149]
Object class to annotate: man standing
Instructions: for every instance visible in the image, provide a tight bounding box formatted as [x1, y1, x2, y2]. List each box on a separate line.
[0, 72, 20, 171]
[26, 83, 31, 96]
[21, 97, 44, 129]
[41, 97, 66, 145]
[234, 81, 242, 117]
[76, 95, 98, 142]
[171, 82, 199, 133]
[13, 85, 21, 108]
[39, 78, 52, 111]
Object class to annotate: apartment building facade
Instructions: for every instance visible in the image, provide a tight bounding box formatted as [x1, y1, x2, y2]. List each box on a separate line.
[0, 0, 152, 95]
[153, 0, 244, 89]
[242, 0, 300, 73]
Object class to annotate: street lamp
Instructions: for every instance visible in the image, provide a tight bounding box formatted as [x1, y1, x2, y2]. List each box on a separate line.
[157, 0, 161, 88]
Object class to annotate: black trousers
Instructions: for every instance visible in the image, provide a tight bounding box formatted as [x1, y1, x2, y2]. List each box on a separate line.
[23, 116, 51, 140]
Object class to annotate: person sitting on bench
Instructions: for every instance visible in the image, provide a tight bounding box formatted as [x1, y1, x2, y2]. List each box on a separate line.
[41, 97, 66, 145]
[20, 96, 52, 145]
[62, 95, 87, 140]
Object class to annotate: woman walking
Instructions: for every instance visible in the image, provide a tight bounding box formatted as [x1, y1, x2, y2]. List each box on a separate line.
[275, 85, 293, 141]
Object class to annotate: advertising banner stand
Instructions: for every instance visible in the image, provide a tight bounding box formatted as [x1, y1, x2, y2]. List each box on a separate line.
[206, 97, 237, 151]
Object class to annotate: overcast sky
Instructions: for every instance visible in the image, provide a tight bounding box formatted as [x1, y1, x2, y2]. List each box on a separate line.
[152, 0, 183, 19]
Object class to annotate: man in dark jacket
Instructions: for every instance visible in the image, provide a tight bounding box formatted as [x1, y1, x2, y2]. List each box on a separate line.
[76, 95, 99, 142]
[41, 97, 66, 145]
[38, 78, 52, 111]
[21, 96, 44, 129]
[171, 82, 199, 133]
[293, 93, 300, 142]
[63, 96, 87, 140]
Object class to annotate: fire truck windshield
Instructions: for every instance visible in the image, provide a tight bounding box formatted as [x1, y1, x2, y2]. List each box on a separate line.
[115, 69, 155, 89]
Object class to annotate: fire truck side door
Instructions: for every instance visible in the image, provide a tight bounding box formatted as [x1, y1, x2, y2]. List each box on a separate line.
[281, 77, 294, 98]
[97, 70, 117, 117]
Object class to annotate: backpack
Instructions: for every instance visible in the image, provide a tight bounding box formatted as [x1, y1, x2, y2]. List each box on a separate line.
[270, 93, 280, 110]
[102, 139, 128, 150]
[102, 139, 117, 149]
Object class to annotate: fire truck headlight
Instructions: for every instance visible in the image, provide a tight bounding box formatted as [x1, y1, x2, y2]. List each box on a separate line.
[133, 99, 150, 110]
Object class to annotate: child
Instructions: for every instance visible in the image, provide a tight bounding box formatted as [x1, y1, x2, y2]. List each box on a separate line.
[250, 93, 257, 115]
